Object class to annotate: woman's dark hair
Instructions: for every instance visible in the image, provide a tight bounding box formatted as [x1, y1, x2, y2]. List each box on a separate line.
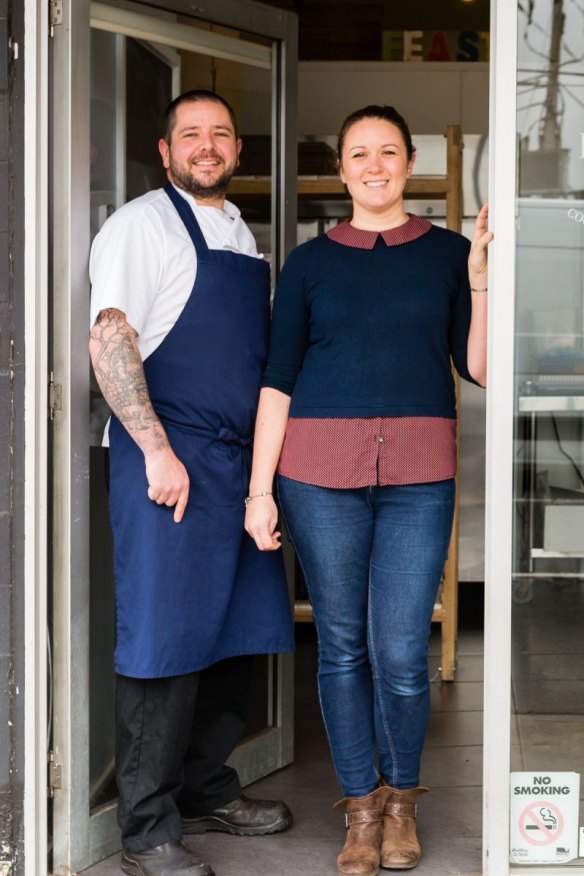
[337, 105, 416, 161]
[162, 90, 239, 144]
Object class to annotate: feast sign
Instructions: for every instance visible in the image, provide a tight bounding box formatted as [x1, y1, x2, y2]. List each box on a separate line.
[510, 772, 580, 864]
[382, 30, 489, 63]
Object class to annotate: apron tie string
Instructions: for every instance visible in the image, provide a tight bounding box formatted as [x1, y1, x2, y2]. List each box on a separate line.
[157, 416, 252, 448]
[216, 426, 253, 448]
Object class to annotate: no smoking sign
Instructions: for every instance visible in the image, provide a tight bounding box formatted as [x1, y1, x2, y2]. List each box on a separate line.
[519, 800, 563, 846]
[510, 772, 579, 864]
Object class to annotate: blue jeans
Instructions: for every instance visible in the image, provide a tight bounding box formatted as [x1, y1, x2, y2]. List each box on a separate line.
[278, 475, 455, 798]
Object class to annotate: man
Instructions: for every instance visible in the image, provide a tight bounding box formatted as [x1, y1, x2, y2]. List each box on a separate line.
[89, 90, 295, 876]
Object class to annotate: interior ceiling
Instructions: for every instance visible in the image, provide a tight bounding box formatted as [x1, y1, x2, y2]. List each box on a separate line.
[260, 0, 491, 60]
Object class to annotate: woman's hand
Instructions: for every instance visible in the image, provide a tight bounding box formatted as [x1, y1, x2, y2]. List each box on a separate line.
[466, 203, 492, 387]
[468, 203, 494, 280]
[245, 495, 283, 551]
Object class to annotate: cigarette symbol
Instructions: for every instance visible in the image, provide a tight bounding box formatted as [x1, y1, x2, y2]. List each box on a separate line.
[525, 808, 557, 832]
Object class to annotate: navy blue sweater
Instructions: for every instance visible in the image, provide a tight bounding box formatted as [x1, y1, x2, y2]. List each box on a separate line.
[262, 224, 476, 418]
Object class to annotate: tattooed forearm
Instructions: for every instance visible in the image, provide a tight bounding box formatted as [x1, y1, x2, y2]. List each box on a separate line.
[89, 308, 169, 454]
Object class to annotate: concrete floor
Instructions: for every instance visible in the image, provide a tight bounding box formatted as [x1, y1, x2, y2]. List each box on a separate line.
[83, 616, 485, 876]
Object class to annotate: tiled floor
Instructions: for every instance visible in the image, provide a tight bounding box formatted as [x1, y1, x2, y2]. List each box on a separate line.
[83, 608, 485, 876]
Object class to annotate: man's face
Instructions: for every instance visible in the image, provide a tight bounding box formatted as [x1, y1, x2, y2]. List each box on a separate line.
[159, 100, 242, 203]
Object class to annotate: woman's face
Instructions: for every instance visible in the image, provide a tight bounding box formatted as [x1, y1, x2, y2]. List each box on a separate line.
[338, 117, 415, 216]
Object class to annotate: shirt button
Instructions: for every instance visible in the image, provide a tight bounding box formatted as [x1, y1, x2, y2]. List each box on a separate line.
[378, 436, 384, 443]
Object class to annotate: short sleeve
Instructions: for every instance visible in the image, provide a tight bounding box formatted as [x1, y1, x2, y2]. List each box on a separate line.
[262, 246, 310, 395]
[89, 203, 163, 335]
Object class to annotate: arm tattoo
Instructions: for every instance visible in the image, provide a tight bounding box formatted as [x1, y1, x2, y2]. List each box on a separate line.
[89, 308, 169, 454]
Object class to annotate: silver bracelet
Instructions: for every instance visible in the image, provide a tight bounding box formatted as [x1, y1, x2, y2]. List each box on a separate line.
[470, 286, 488, 293]
[244, 491, 273, 507]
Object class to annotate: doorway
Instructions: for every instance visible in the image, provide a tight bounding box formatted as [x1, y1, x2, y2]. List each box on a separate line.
[34, 0, 584, 873]
[49, 2, 297, 872]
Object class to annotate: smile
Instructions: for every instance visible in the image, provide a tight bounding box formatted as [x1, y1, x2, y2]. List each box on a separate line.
[364, 180, 388, 187]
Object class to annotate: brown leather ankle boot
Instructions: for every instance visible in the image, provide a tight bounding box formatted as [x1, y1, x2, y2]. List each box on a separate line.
[333, 786, 392, 876]
[380, 786, 428, 870]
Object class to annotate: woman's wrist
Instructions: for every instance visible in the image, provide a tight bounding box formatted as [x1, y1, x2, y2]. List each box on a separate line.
[469, 271, 488, 292]
[244, 490, 273, 508]
[248, 480, 274, 494]
[247, 478, 275, 497]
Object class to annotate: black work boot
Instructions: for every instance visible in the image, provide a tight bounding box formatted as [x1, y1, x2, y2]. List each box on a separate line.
[120, 840, 214, 876]
[181, 793, 293, 836]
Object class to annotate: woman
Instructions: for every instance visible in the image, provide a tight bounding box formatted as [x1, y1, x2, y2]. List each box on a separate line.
[245, 105, 491, 876]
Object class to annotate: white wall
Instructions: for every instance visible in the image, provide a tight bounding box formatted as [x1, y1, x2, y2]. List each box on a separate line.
[240, 60, 490, 138]
[298, 61, 489, 136]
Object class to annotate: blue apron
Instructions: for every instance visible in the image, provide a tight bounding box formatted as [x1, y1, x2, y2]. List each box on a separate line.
[108, 183, 294, 678]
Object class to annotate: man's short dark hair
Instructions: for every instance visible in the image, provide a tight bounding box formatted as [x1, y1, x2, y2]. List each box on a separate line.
[162, 90, 239, 144]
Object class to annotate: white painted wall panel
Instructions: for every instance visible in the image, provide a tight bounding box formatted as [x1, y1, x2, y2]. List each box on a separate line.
[298, 61, 489, 136]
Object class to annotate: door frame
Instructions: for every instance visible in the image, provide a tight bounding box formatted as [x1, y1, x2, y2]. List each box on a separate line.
[23, 2, 50, 876]
[31, 0, 565, 873]
[50, 1, 298, 871]
[482, 0, 517, 872]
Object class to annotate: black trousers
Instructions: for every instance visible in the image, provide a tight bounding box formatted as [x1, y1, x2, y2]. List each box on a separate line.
[115, 655, 254, 853]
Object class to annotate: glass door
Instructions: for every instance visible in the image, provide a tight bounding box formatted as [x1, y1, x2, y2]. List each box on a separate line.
[485, 0, 584, 872]
[50, 1, 298, 871]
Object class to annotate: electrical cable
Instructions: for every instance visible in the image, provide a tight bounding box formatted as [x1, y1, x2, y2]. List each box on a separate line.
[550, 413, 584, 487]
[561, 83, 584, 109]
[517, 102, 548, 114]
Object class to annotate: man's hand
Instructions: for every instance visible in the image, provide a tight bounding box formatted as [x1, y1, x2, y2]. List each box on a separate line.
[145, 446, 190, 523]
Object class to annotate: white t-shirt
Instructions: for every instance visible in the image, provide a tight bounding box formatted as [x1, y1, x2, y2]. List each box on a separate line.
[89, 183, 263, 361]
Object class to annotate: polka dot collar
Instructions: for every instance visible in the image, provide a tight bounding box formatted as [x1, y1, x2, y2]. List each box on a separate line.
[326, 215, 432, 249]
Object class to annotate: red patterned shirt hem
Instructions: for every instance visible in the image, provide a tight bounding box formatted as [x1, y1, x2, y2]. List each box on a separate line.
[277, 417, 456, 489]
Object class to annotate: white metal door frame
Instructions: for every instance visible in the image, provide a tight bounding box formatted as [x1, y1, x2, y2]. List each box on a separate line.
[50, 0, 298, 871]
[482, 0, 518, 873]
[50, 0, 93, 870]
[23, 2, 50, 875]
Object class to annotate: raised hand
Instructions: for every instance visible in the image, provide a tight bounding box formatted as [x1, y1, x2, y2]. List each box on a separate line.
[468, 203, 493, 280]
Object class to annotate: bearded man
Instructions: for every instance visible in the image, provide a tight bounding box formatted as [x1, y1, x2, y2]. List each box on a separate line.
[89, 91, 294, 876]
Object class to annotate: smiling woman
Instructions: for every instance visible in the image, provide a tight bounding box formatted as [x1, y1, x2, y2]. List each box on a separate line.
[336, 106, 416, 231]
[244, 104, 492, 876]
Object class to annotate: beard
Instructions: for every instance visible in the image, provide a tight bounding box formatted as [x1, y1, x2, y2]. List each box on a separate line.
[169, 151, 237, 201]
